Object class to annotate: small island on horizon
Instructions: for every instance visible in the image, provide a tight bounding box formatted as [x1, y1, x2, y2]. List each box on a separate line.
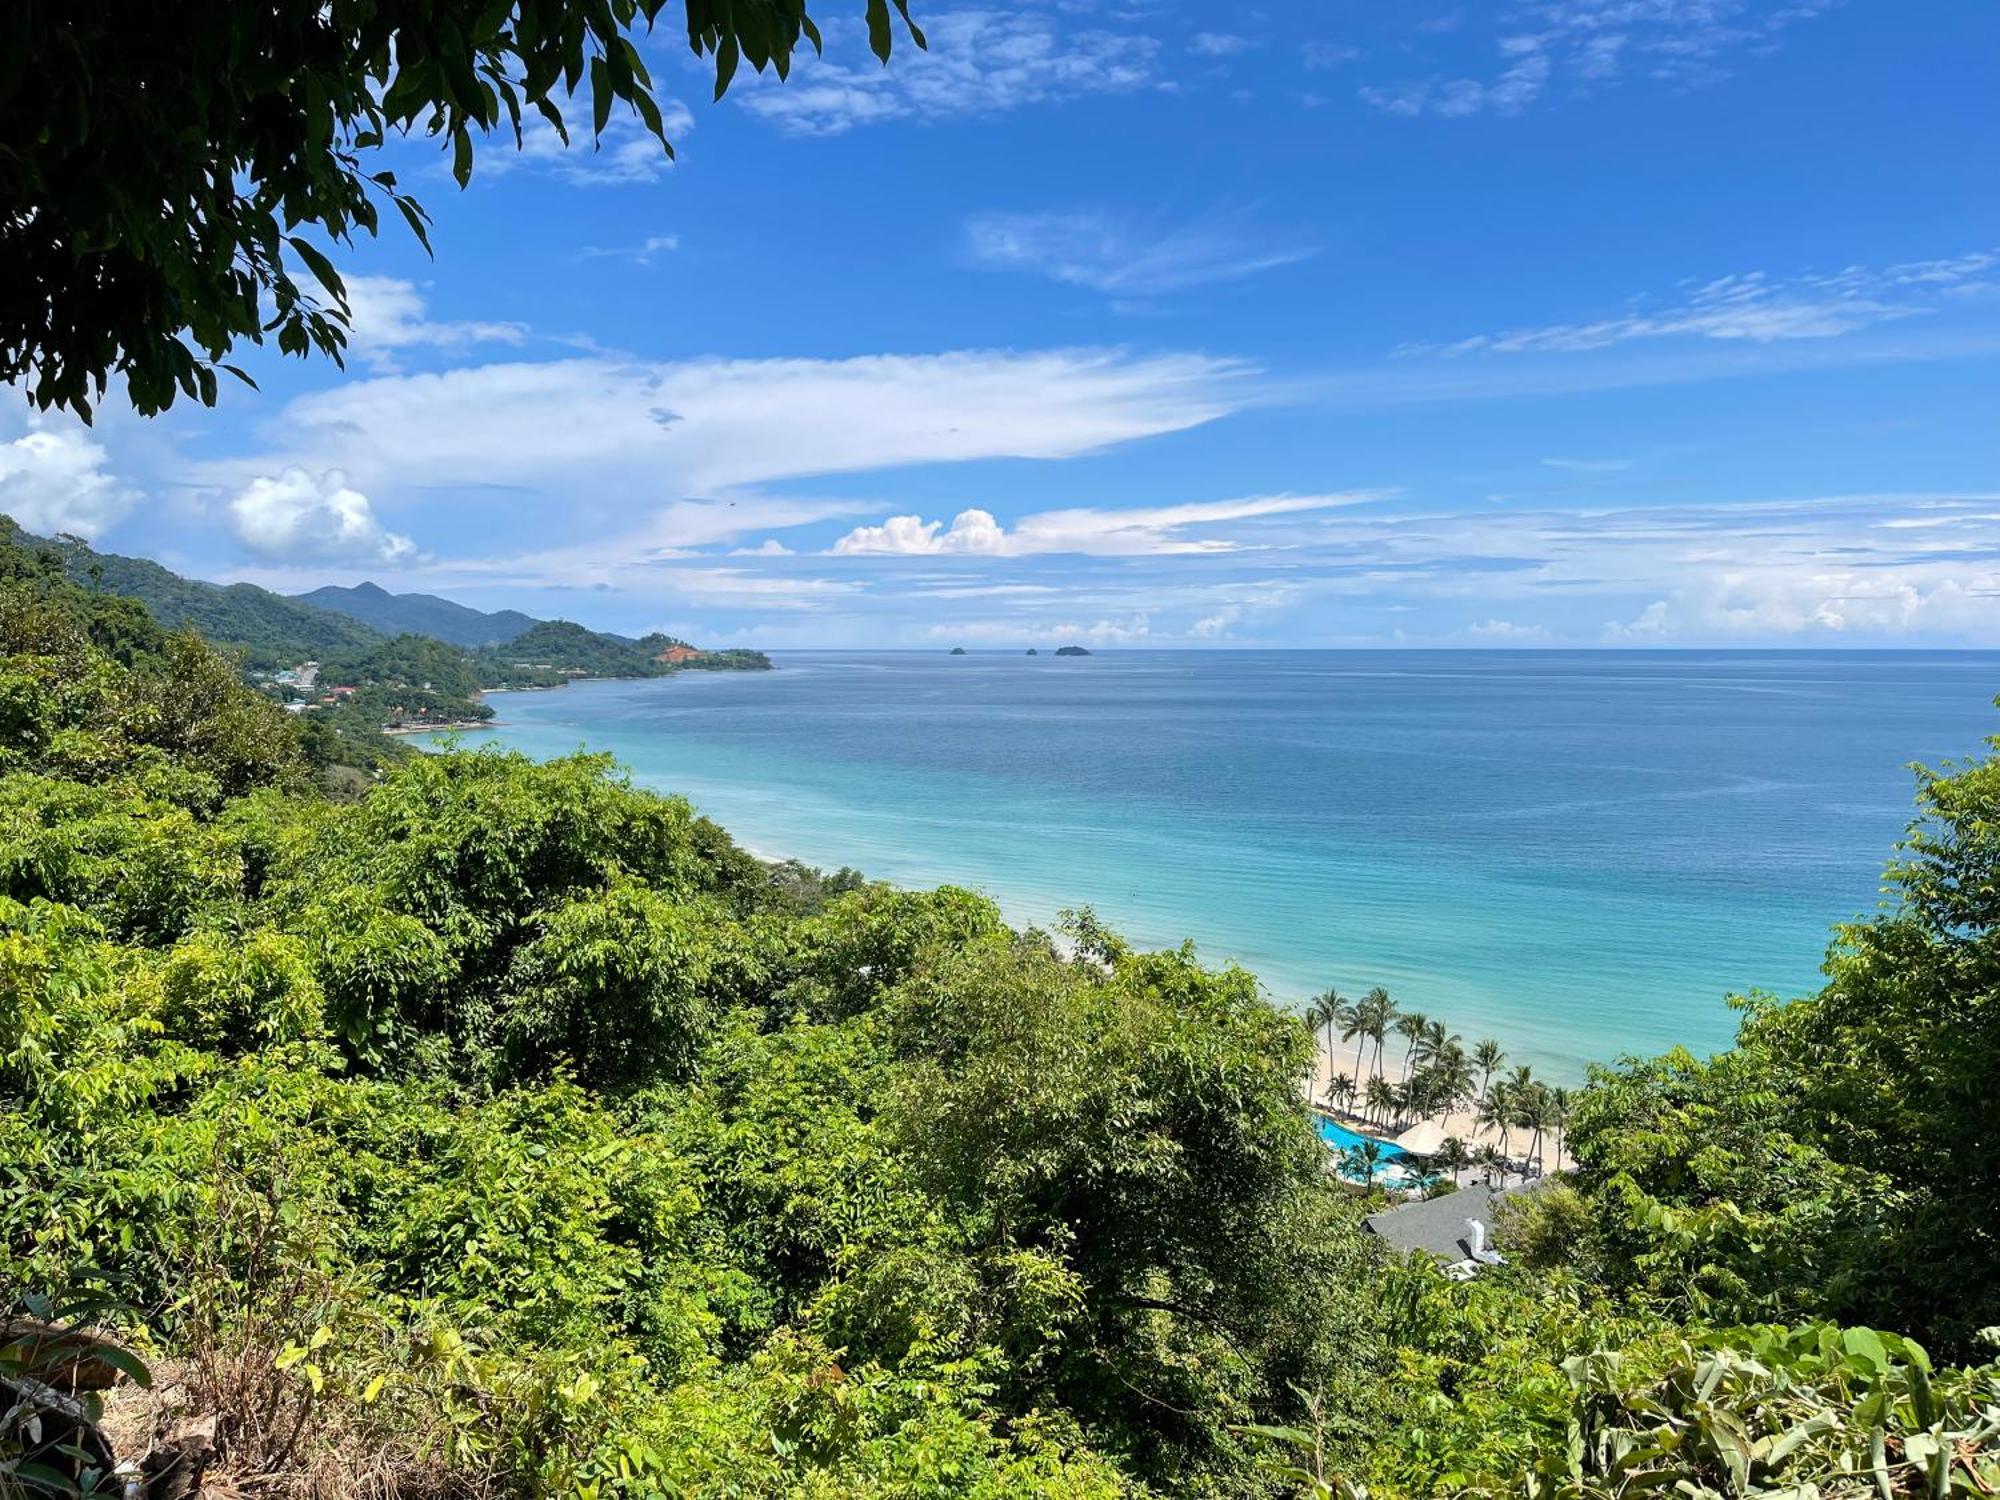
[1054, 644, 1092, 656]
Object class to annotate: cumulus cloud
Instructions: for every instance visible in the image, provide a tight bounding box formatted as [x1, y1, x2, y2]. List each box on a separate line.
[230, 468, 417, 565]
[964, 208, 1316, 297]
[832, 492, 1376, 557]
[735, 12, 1159, 135]
[0, 428, 137, 538]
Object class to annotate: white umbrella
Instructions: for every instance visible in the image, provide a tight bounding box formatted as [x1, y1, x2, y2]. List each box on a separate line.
[1394, 1119, 1448, 1157]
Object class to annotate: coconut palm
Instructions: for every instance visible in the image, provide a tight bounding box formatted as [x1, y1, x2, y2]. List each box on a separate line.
[1305, 989, 1342, 1103]
[1366, 1073, 1396, 1128]
[1327, 1073, 1356, 1115]
[1514, 1082, 1552, 1176]
[1337, 997, 1372, 1092]
[1360, 987, 1396, 1082]
[1394, 1009, 1429, 1081]
[1438, 1135, 1471, 1186]
[1549, 1086, 1573, 1167]
[1473, 1143, 1507, 1188]
[1477, 1081, 1514, 1158]
[1473, 1038, 1505, 1102]
[1343, 1139, 1386, 1191]
[1425, 1042, 1476, 1120]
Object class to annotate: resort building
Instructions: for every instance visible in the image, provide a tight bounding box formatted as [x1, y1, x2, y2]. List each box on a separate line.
[1364, 1184, 1510, 1280]
[654, 644, 707, 665]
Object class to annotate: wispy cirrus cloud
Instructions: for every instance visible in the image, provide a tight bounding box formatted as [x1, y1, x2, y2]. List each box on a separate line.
[1401, 251, 1998, 357]
[964, 207, 1316, 297]
[1361, 0, 1836, 118]
[734, 11, 1158, 135]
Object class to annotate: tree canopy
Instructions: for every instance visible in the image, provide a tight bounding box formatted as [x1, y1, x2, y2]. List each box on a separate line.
[0, 0, 924, 420]
[7, 546, 2000, 1495]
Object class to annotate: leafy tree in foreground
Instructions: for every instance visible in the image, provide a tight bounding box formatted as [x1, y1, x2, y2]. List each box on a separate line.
[0, 0, 924, 420]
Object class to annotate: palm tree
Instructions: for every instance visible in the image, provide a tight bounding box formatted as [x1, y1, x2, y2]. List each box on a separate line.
[1473, 1039, 1504, 1103]
[1514, 1082, 1552, 1176]
[1477, 1082, 1514, 1159]
[1393, 1009, 1429, 1081]
[1343, 1140, 1385, 1191]
[1473, 1143, 1506, 1188]
[1438, 1135, 1471, 1187]
[1337, 997, 1371, 1093]
[1426, 1042, 1475, 1121]
[1365, 1073, 1396, 1128]
[1305, 989, 1341, 1104]
[1549, 1086, 1573, 1168]
[1328, 1073, 1356, 1115]
[1360, 987, 1395, 1082]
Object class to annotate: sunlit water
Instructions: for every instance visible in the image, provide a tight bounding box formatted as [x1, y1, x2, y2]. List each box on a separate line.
[428, 650, 2000, 1076]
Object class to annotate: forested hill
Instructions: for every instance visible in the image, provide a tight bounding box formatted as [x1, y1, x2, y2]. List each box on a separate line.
[0, 518, 771, 739]
[294, 580, 539, 648]
[4, 516, 379, 665]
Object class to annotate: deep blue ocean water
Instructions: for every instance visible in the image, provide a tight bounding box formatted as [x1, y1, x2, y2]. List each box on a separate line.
[434, 651, 2000, 1075]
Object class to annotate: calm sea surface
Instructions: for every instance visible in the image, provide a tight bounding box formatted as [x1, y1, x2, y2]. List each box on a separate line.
[433, 651, 2000, 1075]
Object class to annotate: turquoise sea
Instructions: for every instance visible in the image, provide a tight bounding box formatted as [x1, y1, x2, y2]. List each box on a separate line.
[434, 651, 2000, 1075]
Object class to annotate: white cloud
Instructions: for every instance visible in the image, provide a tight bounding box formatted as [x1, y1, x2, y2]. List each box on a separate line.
[1360, 47, 1550, 117]
[832, 491, 1378, 557]
[0, 428, 137, 539]
[1190, 31, 1256, 56]
[965, 208, 1316, 296]
[1541, 456, 1636, 472]
[1303, 42, 1362, 69]
[1406, 252, 1998, 358]
[342, 276, 527, 370]
[487, 105, 696, 185]
[730, 538, 795, 556]
[1465, 618, 1552, 642]
[577, 234, 681, 264]
[1189, 605, 1243, 637]
[1363, 0, 1834, 117]
[230, 468, 417, 565]
[735, 12, 1159, 135]
[218, 349, 1251, 505]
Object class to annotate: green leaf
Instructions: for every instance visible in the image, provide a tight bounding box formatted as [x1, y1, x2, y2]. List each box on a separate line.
[287, 238, 345, 303]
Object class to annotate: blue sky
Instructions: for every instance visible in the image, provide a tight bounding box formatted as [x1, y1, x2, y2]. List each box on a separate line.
[3, 0, 1997, 647]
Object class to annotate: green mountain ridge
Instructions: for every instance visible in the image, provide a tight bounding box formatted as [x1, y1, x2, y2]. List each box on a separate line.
[295, 580, 541, 648]
[0, 517, 772, 741]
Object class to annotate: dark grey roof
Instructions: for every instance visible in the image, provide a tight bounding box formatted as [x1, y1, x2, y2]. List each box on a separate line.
[1364, 1184, 1502, 1262]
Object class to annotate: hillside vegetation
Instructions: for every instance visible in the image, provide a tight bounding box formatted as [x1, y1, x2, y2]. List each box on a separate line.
[4, 556, 1999, 1498]
[1, 519, 770, 743]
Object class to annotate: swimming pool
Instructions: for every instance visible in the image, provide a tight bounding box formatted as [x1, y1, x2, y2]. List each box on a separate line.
[1315, 1116, 1422, 1187]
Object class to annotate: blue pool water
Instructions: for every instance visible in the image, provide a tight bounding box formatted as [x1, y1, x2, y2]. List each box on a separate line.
[1315, 1117, 1410, 1161]
[436, 649, 2000, 1075]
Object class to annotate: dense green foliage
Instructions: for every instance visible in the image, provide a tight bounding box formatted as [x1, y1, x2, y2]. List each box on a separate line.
[3, 0, 923, 420]
[3, 517, 769, 750]
[5, 566, 2000, 1496]
[12, 521, 379, 669]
